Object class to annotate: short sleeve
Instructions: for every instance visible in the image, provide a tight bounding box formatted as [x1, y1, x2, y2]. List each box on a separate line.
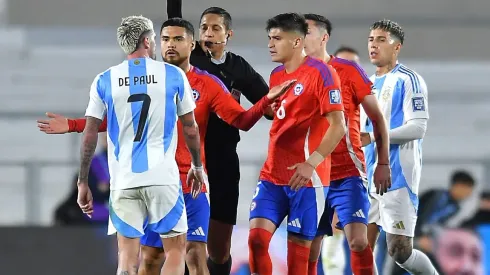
[403, 74, 429, 121]
[176, 68, 196, 116]
[348, 64, 374, 104]
[315, 65, 344, 116]
[208, 76, 244, 124]
[85, 74, 107, 120]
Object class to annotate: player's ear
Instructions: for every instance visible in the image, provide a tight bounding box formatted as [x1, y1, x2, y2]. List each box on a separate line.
[322, 33, 329, 44]
[191, 40, 196, 51]
[293, 37, 302, 49]
[226, 29, 234, 41]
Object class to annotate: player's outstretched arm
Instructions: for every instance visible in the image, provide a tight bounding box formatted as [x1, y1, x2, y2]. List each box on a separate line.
[361, 95, 391, 195]
[212, 80, 296, 131]
[37, 112, 107, 134]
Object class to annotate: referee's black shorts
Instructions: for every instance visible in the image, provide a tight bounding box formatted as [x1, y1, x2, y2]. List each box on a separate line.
[205, 145, 240, 225]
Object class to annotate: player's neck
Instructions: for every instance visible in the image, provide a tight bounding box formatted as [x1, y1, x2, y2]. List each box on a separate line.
[127, 50, 149, 60]
[179, 60, 192, 73]
[311, 50, 330, 63]
[376, 60, 397, 76]
[283, 52, 307, 74]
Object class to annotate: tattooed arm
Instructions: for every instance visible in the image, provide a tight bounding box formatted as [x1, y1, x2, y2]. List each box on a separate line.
[179, 111, 201, 167]
[78, 117, 102, 182]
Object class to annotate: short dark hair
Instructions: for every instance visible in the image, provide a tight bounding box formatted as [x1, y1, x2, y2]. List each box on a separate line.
[304, 14, 332, 36]
[160, 17, 195, 39]
[200, 7, 232, 30]
[334, 45, 359, 56]
[266, 13, 308, 37]
[370, 19, 405, 45]
[450, 170, 475, 187]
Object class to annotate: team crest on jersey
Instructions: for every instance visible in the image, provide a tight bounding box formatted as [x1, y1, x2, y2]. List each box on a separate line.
[412, 97, 425, 111]
[134, 59, 140, 65]
[329, 89, 341, 104]
[192, 89, 200, 101]
[382, 86, 392, 101]
[293, 83, 304, 96]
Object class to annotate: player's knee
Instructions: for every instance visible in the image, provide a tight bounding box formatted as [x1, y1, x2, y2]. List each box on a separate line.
[347, 235, 368, 252]
[248, 228, 273, 253]
[186, 243, 206, 269]
[387, 242, 413, 263]
[140, 246, 165, 271]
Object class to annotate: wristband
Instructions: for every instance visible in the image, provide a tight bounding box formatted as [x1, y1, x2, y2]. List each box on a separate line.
[377, 163, 390, 166]
[191, 163, 203, 171]
[306, 151, 325, 168]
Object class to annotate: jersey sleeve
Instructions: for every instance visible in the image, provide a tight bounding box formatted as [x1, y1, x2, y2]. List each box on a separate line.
[85, 74, 106, 120]
[403, 74, 429, 121]
[314, 65, 344, 115]
[349, 64, 374, 104]
[176, 68, 196, 116]
[207, 77, 244, 123]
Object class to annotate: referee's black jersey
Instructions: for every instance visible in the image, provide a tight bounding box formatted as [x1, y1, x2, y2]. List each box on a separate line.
[190, 44, 270, 147]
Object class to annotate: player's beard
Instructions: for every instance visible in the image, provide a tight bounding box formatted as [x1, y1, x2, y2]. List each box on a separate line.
[162, 54, 186, 67]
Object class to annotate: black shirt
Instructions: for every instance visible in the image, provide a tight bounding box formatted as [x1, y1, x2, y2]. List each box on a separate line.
[190, 45, 270, 147]
[415, 189, 460, 236]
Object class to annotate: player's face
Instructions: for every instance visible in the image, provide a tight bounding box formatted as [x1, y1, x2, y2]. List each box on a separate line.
[200, 14, 231, 50]
[368, 29, 401, 67]
[304, 20, 326, 57]
[336, 51, 360, 64]
[161, 26, 194, 65]
[436, 230, 483, 275]
[268, 28, 302, 63]
[148, 34, 157, 60]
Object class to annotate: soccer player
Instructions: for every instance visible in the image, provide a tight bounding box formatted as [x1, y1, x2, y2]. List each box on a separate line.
[363, 19, 437, 274]
[248, 13, 346, 275]
[77, 15, 201, 275]
[167, 2, 273, 273]
[38, 18, 293, 275]
[303, 14, 391, 275]
[334, 46, 360, 64]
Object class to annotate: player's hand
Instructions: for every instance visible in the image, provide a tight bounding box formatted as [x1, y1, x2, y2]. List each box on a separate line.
[373, 163, 391, 195]
[287, 162, 314, 191]
[360, 132, 372, 147]
[266, 80, 297, 100]
[37, 112, 69, 134]
[186, 167, 205, 199]
[76, 181, 93, 218]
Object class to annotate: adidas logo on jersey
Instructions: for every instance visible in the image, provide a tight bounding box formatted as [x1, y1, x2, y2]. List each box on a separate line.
[191, 227, 206, 236]
[392, 221, 406, 230]
[352, 209, 366, 218]
[288, 218, 301, 228]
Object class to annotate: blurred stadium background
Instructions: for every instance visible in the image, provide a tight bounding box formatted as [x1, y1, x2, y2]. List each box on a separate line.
[1, 0, 490, 274]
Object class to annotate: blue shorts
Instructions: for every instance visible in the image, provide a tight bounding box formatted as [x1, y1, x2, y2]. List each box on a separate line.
[317, 176, 370, 236]
[249, 180, 327, 240]
[140, 192, 210, 247]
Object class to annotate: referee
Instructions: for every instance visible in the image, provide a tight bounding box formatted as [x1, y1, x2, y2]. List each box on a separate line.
[168, 1, 272, 275]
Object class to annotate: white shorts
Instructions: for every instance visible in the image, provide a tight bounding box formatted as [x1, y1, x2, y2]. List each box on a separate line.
[368, 188, 418, 237]
[107, 185, 187, 239]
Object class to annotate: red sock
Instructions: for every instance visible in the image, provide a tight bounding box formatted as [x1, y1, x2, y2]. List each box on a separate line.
[287, 240, 310, 275]
[248, 228, 273, 275]
[308, 260, 318, 275]
[351, 245, 374, 275]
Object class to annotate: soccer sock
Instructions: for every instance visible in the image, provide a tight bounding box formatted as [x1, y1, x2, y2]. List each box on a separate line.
[207, 256, 232, 275]
[350, 245, 374, 275]
[287, 240, 310, 275]
[397, 249, 439, 275]
[307, 260, 318, 275]
[248, 228, 273, 275]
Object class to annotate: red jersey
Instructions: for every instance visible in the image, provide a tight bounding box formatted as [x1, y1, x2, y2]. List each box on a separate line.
[259, 56, 344, 187]
[70, 66, 270, 194]
[328, 56, 373, 181]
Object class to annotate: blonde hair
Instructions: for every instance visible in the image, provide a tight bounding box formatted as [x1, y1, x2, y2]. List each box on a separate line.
[117, 15, 155, 54]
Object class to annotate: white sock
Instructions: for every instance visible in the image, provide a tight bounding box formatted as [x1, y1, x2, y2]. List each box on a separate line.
[397, 249, 439, 275]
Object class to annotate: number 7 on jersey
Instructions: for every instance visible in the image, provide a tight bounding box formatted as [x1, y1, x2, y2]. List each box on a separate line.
[127, 94, 151, 142]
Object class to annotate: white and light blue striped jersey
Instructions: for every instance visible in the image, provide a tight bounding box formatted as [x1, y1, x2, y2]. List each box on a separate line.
[85, 57, 196, 190]
[363, 63, 428, 203]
